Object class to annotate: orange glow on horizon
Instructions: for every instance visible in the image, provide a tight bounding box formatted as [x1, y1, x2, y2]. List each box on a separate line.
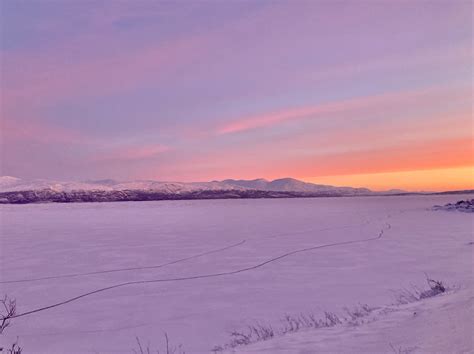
[305, 166, 474, 192]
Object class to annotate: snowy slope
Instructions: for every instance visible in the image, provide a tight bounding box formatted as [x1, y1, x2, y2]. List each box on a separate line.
[222, 178, 373, 194]
[0, 176, 115, 192]
[1, 176, 428, 196]
[0, 195, 472, 353]
[230, 289, 473, 354]
[0, 176, 375, 195]
[0, 176, 246, 193]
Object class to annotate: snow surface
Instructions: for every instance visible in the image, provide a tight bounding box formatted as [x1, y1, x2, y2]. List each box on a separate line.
[0, 195, 472, 353]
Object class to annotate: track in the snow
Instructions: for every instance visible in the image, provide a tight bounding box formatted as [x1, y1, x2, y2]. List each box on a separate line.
[0, 240, 246, 284]
[11, 221, 391, 319]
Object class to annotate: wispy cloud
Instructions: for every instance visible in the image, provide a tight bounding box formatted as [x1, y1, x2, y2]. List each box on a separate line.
[93, 143, 171, 162]
[1, 117, 86, 144]
[215, 86, 470, 135]
[2, 36, 201, 110]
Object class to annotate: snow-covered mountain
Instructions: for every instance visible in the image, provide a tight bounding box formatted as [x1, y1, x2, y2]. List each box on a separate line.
[222, 178, 372, 195]
[0, 176, 247, 194]
[0, 176, 372, 195]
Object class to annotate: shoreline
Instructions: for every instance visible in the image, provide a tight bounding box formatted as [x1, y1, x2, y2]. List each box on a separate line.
[1, 189, 473, 205]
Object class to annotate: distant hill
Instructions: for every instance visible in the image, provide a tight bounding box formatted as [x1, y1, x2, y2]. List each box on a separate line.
[1, 176, 372, 196]
[1, 175, 471, 205]
[222, 178, 372, 195]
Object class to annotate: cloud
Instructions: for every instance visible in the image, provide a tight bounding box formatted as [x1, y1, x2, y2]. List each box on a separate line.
[215, 85, 470, 135]
[1, 117, 86, 144]
[93, 143, 170, 162]
[2, 35, 201, 110]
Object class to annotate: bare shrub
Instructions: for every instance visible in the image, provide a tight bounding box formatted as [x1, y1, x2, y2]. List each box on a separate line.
[2, 338, 22, 354]
[391, 286, 422, 305]
[133, 337, 151, 354]
[389, 342, 417, 353]
[393, 276, 447, 305]
[211, 345, 224, 353]
[343, 303, 374, 324]
[248, 323, 274, 342]
[228, 331, 252, 347]
[0, 295, 22, 354]
[133, 333, 185, 354]
[219, 322, 274, 350]
[0, 296, 16, 334]
[281, 312, 323, 334]
[324, 311, 342, 327]
[214, 308, 358, 351]
[281, 314, 303, 333]
[419, 278, 445, 299]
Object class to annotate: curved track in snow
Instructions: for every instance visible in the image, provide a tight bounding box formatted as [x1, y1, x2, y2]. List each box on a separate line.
[12, 221, 392, 319]
[0, 240, 247, 284]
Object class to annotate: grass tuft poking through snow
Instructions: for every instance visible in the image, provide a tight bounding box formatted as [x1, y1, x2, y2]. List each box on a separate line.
[212, 304, 375, 352]
[389, 342, 417, 354]
[132, 333, 185, 354]
[392, 276, 448, 305]
[1, 338, 22, 354]
[213, 278, 449, 352]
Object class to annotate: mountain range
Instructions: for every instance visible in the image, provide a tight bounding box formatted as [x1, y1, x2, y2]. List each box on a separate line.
[0, 176, 376, 195]
[1, 176, 472, 205]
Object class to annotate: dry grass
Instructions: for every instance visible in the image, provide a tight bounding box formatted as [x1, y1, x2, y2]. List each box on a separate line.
[214, 277, 449, 352]
[133, 333, 185, 354]
[2, 338, 23, 354]
[393, 276, 448, 305]
[212, 304, 374, 352]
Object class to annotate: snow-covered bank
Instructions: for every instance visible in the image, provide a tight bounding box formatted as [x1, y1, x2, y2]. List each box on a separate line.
[1, 195, 472, 353]
[229, 288, 473, 354]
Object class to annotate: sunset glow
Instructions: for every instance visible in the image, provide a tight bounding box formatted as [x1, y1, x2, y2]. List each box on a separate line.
[306, 166, 474, 192]
[1, 1, 472, 191]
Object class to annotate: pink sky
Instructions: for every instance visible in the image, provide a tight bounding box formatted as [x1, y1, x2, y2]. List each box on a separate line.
[1, 1, 472, 191]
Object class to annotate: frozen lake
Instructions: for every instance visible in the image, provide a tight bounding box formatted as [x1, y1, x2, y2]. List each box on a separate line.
[0, 195, 472, 353]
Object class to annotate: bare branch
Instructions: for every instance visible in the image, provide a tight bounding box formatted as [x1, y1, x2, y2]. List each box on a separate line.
[0, 295, 17, 335]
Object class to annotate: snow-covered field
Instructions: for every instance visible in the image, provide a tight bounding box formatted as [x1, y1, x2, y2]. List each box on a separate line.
[0, 195, 472, 353]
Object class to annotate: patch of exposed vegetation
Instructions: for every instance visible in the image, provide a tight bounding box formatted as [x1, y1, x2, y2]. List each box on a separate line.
[133, 333, 185, 354]
[433, 199, 474, 213]
[392, 276, 448, 305]
[214, 277, 449, 352]
[211, 304, 373, 352]
[0, 296, 22, 353]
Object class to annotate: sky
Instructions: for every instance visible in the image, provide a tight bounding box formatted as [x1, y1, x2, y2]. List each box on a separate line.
[0, 0, 472, 191]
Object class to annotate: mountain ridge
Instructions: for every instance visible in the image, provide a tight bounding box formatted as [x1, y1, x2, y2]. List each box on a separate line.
[0, 176, 375, 195]
[1, 176, 473, 205]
